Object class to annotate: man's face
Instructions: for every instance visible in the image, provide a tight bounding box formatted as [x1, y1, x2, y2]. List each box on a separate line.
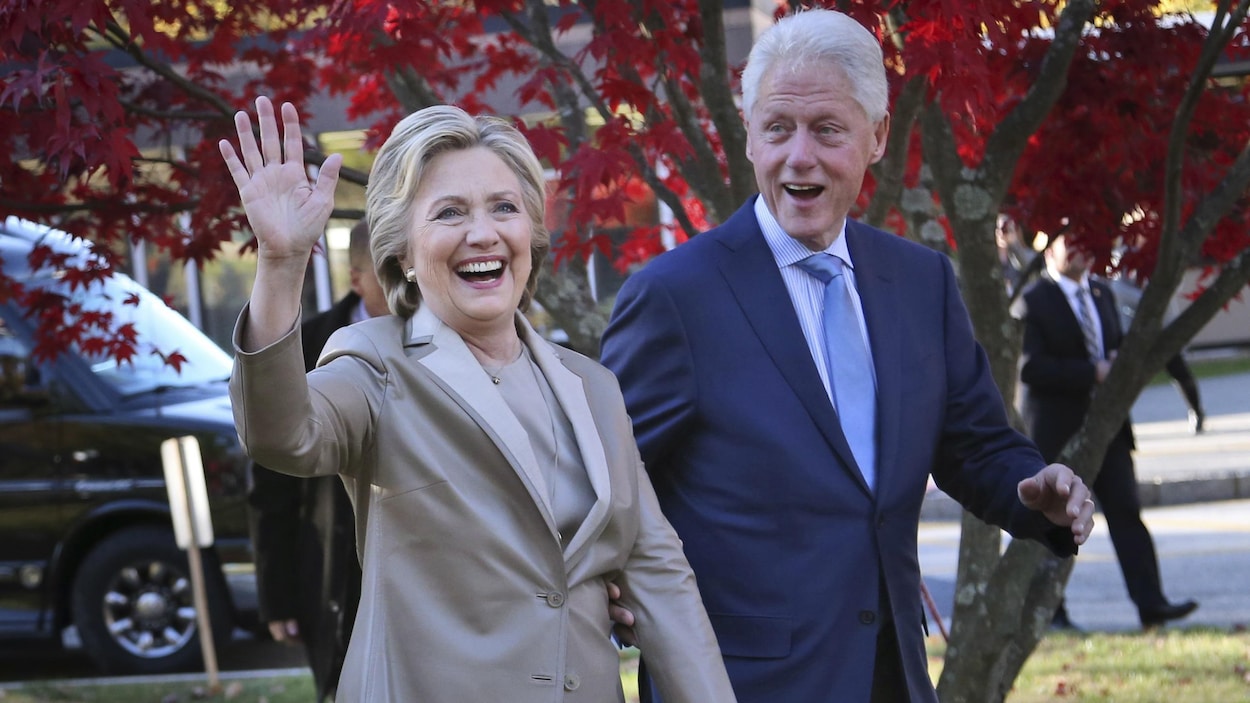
[1046, 236, 1093, 281]
[350, 256, 389, 318]
[745, 63, 888, 252]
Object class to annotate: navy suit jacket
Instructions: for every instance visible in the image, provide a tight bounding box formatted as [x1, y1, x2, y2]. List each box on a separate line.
[600, 198, 1076, 703]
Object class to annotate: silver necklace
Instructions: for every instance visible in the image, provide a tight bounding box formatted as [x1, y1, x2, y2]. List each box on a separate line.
[481, 344, 524, 384]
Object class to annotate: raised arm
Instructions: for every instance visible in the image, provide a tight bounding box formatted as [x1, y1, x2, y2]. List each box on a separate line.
[218, 96, 342, 350]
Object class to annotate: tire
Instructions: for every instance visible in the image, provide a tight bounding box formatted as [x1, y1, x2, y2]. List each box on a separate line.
[71, 525, 232, 675]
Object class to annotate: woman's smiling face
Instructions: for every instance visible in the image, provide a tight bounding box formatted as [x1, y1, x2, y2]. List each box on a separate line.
[402, 146, 533, 337]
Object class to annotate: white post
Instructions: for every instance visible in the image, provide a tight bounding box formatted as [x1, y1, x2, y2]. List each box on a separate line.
[160, 435, 220, 692]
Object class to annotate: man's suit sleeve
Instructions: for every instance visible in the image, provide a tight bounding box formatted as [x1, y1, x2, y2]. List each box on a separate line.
[247, 466, 304, 622]
[928, 258, 1078, 557]
[600, 272, 698, 473]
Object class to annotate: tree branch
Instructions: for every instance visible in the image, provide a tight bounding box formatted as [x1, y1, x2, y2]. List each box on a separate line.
[96, 21, 238, 118]
[1159, 0, 1250, 256]
[696, 0, 753, 208]
[386, 64, 443, 112]
[660, 72, 735, 223]
[864, 75, 925, 228]
[501, 0, 702, 238]
[981, 0, 1097, 194]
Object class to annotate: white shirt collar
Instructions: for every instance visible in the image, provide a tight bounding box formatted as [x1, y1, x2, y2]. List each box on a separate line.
[755, 196, 853, 270]
[350, 297, 371, 324]
[1047, 264, 1090, 298]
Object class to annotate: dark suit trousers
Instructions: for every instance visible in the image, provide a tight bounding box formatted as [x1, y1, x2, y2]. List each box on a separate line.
[1093, 433, 1166, 612]
[870, 623, 908, 702]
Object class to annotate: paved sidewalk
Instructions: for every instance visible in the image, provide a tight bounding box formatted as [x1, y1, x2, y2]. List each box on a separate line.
[922, 367, 1250, 520]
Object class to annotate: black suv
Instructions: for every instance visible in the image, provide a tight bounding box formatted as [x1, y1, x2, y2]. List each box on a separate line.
[0, 217, 255, 675]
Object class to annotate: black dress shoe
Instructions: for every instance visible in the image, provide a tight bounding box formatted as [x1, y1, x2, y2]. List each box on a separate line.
[1140, 600, 1199, 629]
[1189, 410, 1205, 434]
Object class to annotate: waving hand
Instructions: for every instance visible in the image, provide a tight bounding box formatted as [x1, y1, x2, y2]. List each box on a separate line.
[219, 96, 342, 261]
[218, 96, 343, 350]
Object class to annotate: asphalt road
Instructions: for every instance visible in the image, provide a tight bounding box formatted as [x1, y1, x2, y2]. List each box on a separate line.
[0, 627, 307, 683]
[919, 498, 1250, 632]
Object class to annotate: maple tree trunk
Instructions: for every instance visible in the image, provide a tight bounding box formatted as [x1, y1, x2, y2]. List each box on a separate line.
[935, 200, 1250, 703]
[533, 255, 608, 359]
[933, 210, 1067, 702]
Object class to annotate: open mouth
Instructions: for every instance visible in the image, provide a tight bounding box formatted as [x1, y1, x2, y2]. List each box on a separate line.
[784, 184, 824, 200]
[455, 259, 505, 283]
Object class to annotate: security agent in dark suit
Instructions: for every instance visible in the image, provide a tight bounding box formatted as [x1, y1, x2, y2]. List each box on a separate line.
[1014, 233, 1197, 630]
[246, 220, 388, 701]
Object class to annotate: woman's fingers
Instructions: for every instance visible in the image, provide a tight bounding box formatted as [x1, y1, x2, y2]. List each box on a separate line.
[217, 95, 339, 250]
[281, 102, 306, 173]
[234, 108, 263, 176]
[218, 139, 250, 194]
[314, 153, 343, 206]
[257, 96, 282, 167]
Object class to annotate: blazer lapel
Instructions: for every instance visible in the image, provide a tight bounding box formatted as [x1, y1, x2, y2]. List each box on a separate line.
[521, 319, 612, 564]
[714, 202, 868, 494]
[406, 307, 560, 539]
[845, 222, 898, 498]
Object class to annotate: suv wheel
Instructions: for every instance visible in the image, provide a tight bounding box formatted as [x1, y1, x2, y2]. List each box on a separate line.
[71, 526, 231, 675]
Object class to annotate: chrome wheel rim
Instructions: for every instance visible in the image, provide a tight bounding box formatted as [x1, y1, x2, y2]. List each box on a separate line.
[100, 560, 197, 659]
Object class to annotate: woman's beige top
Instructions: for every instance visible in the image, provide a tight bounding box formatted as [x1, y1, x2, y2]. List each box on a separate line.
[229, 304, 735, 703]
[492, 346, 597, 546]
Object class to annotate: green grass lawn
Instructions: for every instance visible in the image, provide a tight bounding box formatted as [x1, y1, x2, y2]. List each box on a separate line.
[4, 629, 1247, 702]
[927, 628, 1250, 702]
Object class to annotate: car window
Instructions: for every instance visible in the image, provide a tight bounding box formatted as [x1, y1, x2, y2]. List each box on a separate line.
[60, 272, 233, 397]
[0, 319, 47, 409]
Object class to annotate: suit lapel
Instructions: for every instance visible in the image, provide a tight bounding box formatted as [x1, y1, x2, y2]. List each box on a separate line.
[1041, 276, 1098, 359]
[407, 307, 560, 539]
[522, 322, 612, 564]
[845, 222, 897, 497]
[714, 202, 868, 494]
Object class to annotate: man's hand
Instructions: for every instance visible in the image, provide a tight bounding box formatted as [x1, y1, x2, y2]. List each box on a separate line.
[1095, 359, 1112, 383]
[267, 618, 301, 644]
[1017, 463, 1096, 546]
[606, 580, 638, 647]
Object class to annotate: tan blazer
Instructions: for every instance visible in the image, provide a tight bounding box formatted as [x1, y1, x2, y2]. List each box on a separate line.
[231, 305, 735, 703]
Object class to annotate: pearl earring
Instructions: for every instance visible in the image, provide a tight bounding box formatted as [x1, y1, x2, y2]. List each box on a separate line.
[404, 268, 417, 283]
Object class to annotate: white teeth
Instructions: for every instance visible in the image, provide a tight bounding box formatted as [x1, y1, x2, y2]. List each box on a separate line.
[786, 184, 820, 192]
[456, 260, 504, 274]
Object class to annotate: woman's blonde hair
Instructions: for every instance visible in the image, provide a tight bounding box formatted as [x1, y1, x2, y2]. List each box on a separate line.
[365, 105, 549, 318]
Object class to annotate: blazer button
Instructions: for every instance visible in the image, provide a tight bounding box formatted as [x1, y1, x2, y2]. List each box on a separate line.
[859, 610, 876, 625]
[563, 673, 580, 691]
[545, 591, 566, 608]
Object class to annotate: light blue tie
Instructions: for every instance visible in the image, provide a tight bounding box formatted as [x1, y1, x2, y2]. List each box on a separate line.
[797, 254, 877, 490]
